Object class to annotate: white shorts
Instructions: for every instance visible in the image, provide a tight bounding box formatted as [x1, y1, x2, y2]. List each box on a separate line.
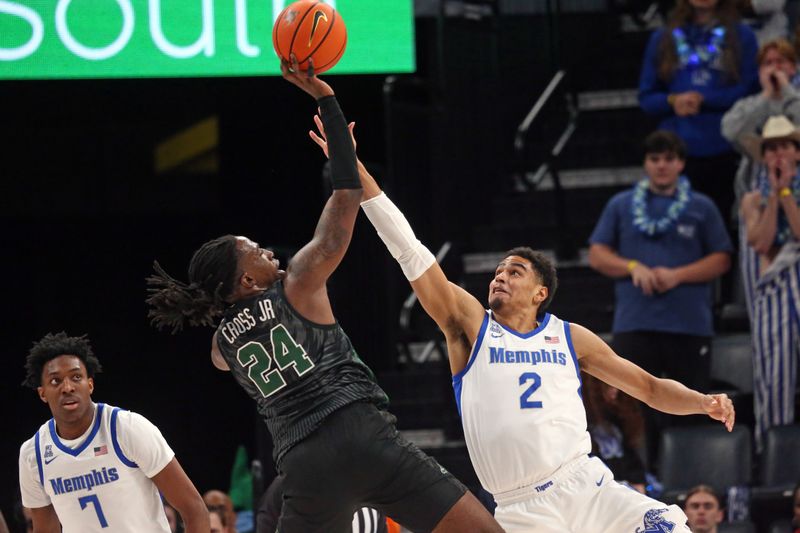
[492, 455, 690, 533]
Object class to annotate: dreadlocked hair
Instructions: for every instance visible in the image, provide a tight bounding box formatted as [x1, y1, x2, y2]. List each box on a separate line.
[24, 332, 102, 389]
[146, 235, 241, 333]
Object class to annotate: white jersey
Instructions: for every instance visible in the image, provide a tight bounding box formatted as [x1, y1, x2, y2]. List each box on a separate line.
[454, 312, 591, 494]
[19, 403, 174, 533]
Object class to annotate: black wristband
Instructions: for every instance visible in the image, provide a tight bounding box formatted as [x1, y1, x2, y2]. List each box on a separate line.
[317, 95, 360, 189]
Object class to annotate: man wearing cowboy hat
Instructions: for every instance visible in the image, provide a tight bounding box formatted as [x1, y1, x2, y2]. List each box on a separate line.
[740, 114, 800, 450]
[721, 40, 800, 400]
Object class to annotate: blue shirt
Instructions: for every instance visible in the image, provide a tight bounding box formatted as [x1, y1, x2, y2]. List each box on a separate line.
[589, 187, 733, 336]
[638, 23, 758, 157]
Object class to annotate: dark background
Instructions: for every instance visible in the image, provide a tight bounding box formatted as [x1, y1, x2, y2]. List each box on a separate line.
[0, 5, 607, 525]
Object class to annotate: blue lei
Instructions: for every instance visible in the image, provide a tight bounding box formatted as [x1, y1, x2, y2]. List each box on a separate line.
[673, 25, 725, 69]
[757, 169, 800, 246]
[632, 176, 691, 237]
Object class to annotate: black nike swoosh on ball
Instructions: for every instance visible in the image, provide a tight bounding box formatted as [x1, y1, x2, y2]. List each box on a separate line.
[308, 10, 328, 47]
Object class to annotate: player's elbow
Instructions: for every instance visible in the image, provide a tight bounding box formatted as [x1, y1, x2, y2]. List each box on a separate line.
[175, 495, 210, 530]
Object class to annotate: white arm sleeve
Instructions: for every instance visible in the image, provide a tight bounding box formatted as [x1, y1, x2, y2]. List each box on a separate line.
[19, 438, 51, 508]
[116, 411, 175, 478]
[360, 193, 436, 281]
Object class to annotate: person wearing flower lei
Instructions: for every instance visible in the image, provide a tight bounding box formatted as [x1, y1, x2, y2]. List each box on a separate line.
[589, 130, 732, 467]
[740, 114, 800, 450]
[639, 0, 758, 222]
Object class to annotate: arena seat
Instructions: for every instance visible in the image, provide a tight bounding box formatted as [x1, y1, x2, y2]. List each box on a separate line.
[659, 425, 752, 501]
[751, 425, 800, 531]
[719, 520, 757, 533]
[767, 519, 794, 533]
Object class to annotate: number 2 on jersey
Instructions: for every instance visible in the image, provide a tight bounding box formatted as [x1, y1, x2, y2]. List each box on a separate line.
[236, 324, 315, 398]
[519, 372, 543, 409]
[78, 494, 108, 527]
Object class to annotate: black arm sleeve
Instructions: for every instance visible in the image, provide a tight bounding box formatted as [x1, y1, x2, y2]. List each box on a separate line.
[317, 95, 360, 190]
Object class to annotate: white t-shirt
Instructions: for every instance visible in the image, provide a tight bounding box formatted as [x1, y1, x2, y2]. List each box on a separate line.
[19, 403, 174, 532]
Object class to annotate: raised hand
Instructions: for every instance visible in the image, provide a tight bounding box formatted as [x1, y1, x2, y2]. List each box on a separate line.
[760, 65, 779, 99]
[777, 156, 795, 189]
[280, 54, 334, 100]
[309, 113, 356, 159]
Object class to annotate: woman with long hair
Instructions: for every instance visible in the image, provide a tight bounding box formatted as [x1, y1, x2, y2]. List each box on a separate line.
[639, 0, 759, 221]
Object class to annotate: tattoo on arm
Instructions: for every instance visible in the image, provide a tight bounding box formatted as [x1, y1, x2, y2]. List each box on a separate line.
[290, 189, 361, 281]
[314, 191, 359, 257]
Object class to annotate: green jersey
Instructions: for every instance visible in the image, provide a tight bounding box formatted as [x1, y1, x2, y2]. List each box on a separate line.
[215, 281, 389, 464]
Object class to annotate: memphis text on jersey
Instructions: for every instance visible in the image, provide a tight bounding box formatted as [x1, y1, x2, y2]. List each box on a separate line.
[488, 347, 568, 367]
[220, 299, 276, 344]
[50, 467, 120, 495]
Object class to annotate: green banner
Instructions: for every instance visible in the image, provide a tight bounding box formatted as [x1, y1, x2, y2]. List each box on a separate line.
[0, 0, 415, 79]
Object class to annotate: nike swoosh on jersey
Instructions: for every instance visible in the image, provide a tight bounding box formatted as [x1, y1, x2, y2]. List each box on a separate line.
[44, 456, 57, 465]
[596, 474, 605, 486]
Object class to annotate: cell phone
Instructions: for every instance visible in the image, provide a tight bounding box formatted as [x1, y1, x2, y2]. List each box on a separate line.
[770, 74, 779, 89]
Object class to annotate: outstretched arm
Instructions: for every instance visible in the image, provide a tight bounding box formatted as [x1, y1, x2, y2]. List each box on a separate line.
[361, 191, 485, 373]
[309, 118, 485, 373]
[572, 323, 735, 430]
[280, 57, 362, 323]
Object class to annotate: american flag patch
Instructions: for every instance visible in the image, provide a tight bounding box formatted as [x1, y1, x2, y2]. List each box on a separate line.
[94, 445, 108, 456]
[544, 336, 559, 344]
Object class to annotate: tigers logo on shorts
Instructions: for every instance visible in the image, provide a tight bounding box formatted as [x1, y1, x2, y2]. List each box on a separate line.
[635, 509, 675, 533]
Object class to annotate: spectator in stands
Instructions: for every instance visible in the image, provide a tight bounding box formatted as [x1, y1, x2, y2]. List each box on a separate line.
[209, 507, 227, 533]
[684, 485, 724, 533]
[793, 482, 800, 531]
[739, 0, 789, 45]
[204, 490, 237, 533]
[723, 38, 800, 216]
[581, 372, 648, 492]
[722, 38, 800, 325]
[589, 130, 733, 465]
[739, 115, 800, 449]
[639, 0, 759, 221]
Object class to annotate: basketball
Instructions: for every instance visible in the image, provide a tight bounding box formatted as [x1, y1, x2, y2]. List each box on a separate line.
[273, 1, 347, 75]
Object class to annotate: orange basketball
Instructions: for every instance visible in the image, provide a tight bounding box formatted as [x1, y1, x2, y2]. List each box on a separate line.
[272, 1, 347, 75]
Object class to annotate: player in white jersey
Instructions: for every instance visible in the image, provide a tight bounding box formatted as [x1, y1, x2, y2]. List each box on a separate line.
[18, 332, 209, 533]
[307, 122, 736, 532]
